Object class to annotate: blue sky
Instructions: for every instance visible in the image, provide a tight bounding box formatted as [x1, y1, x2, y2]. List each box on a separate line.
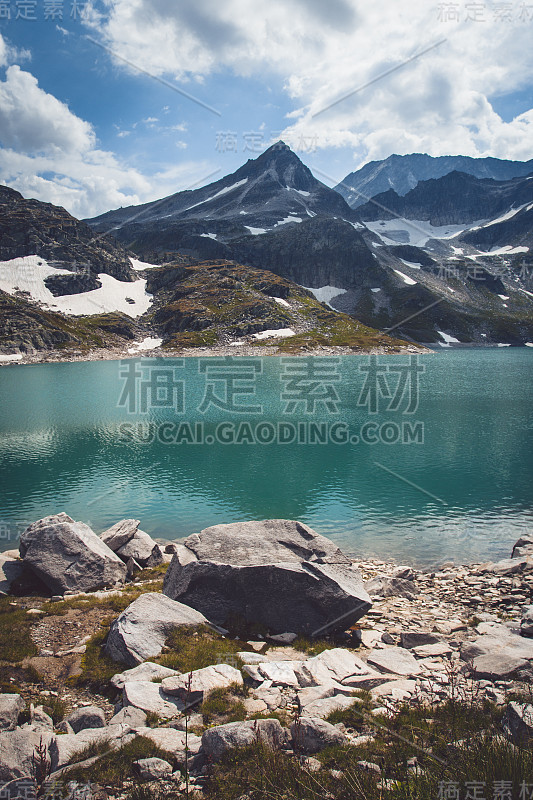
[0, 0, 532, 218]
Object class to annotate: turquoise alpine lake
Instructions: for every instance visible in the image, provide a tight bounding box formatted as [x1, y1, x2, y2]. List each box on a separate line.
[0, 348, 532, 566]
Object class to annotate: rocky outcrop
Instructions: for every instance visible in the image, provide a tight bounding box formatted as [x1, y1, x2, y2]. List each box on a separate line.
[163, 520, 372, 635]
[19, 513, 126, 594]
[105, 592, 208, 666]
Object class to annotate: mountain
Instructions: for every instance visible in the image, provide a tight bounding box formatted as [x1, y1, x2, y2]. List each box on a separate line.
[335, 153, 533, 209]
[86, 141, 357, 257]
[356, 170, 533, 227]
[0, 181, 409, 356]
[84, 144, 533, 346]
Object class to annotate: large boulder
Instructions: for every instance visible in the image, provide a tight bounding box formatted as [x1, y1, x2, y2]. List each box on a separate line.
[163, 520, 371, 635]
[122, 682, 185, 718]
[19, 514, 126, 594]
[111, 662, 179, 691]
[105, 592, 208, 666]
[0, 728, 55, 782]
[0, 694, 25, 732]
[201, 719, 287, 761]
[291, 717, 347, 754]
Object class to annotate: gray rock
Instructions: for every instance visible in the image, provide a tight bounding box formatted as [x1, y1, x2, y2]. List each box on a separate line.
[0, 556, 24, 595]
[99, 519, 140, 552]
[0, 728, 55, 782]
[367, 647, 422, 676]
[134, 727, 202, 763]
[521, 606, 533, 638]
[412, 642, 452, 658]
[460, 621, 533, 679]
[302, 695, 356, 719]
[0, 694, 25, 732]
[106, 592, 208, 666]
[502, 702, 533, 744]
[163, 520, 371, 635]
[19, 513, 126, 594]
[291, 717, 347, 754]
[161, 664, 243, 703]
[170, 713, 204, 731]
[49, 724, 133, 771]
[400, 632, 442, 649]
[66, 706, 106, 733]
[364, 576, 417, 599]
[512, 536, 533, 559]
[29, 706, 53, 732]
[116, 530, 163, 569]
[111, 662, 179, 690]
[392, 566, 416, 581]
[371, 679, 417, 700]
[297, 648, 381, 687]
[201, 719, 287, 762]
[133, 757, 173, 780]
[252, 687, 283, 711]
[122, 682, 185, 718]
[252, 661, 302, 688]
[109, 706, 147, 728]
[269, 633, 298, 645]
[477, 558, 533, 576]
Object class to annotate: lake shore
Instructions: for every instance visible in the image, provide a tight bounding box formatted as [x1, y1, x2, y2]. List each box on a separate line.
[0, 341, 431, 367]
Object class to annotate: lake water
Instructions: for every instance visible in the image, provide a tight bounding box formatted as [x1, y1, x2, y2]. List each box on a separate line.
[0, 349, 532, 566]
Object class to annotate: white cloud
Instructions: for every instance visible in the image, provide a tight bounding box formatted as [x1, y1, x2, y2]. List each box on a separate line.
[0, 57, 214, 217]
[87, 0, 533, 163]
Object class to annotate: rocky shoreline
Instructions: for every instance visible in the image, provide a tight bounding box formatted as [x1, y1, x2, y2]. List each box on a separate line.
[1, 516, 533, 798]
[0, 341, 429, 367]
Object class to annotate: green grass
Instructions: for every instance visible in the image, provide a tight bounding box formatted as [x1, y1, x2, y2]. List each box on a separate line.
[43, 580, 164, 617]
[69, 628, 122, 691]
[32, 694, 68, 725]
[203, 697, 533, 800]
[292, 635, 335, 656]
[63, 736, 176, 785]
[200, 683, 247, 726]
[156, 624, 244, 674]
[0, 597, 38, 662]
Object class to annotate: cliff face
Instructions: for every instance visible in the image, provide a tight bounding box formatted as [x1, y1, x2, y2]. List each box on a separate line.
[0, 185, 133, 283]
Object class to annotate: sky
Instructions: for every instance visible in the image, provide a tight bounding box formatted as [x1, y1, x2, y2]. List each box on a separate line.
[0, 0, 532, 219]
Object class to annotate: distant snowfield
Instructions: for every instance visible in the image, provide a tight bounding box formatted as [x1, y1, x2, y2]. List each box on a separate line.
[304, 285, 348, 307]
[127, 337, 163, 353]
[487, 245, 529, 255]
[273, 297, 291, 308]
[275, 215, 303, 226]
[252, 328, 295, 340]
[130, 257, 159, 271]
[0, 353, 23, 362]
[245, 226, 267, 235]
[0, 255, 153, 318]
[200, 233, 218, 240]
[365, 218, 482, 247]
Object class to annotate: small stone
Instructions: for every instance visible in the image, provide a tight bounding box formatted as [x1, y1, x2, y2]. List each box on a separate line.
[133, 757, 173, 780]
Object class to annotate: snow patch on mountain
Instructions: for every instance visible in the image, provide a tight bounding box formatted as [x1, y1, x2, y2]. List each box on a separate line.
[0, 255, 152, 318]
[303, 286, 348, 307]
[393, 269, 417, 286]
